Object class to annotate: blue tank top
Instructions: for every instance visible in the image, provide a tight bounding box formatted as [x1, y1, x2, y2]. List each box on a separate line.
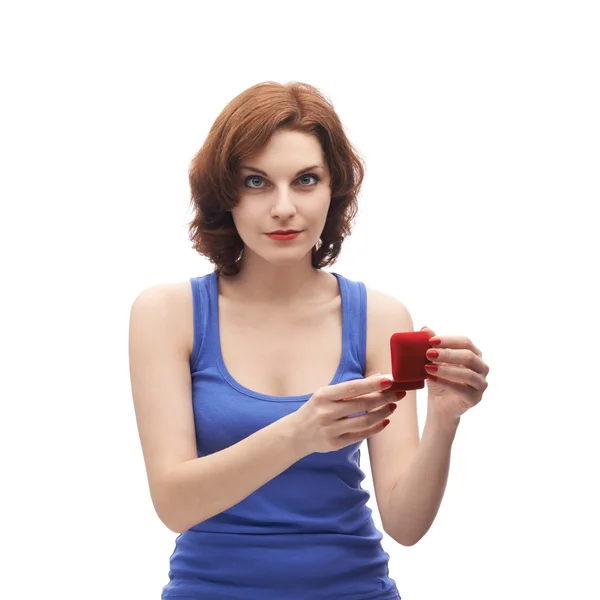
[161, 270, 401, 600]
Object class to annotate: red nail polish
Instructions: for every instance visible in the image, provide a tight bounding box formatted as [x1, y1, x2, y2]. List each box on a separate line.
[380, 378, 394, 388]
[426, 350, 439, 359]
[382, 419, 391, 427]
[429, 338, 441, 346]
[425, 364, 438, 372]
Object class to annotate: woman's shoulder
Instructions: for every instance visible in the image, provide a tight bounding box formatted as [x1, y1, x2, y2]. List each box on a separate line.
[131, 279, 194, 309]
[129, 280, 195, 355]
[336, 272, 405, 310]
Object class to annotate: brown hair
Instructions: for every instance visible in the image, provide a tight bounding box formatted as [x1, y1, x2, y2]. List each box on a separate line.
[187, 81, 366, 277]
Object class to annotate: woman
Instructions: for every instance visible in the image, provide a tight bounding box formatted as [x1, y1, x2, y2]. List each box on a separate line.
[128, 81, 490, 599]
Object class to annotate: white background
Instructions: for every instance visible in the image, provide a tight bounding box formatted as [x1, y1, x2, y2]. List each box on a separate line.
[2, 1, 599, 598]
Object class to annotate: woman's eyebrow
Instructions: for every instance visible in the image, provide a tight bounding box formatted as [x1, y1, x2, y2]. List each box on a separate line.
[239, 165, 324, 177]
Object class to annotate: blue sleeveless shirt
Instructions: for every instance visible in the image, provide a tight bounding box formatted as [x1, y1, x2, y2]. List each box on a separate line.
[161, 270, 401, 600]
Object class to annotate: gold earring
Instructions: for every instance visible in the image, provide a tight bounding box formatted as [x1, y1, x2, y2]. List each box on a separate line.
[315, 238, 323, 251]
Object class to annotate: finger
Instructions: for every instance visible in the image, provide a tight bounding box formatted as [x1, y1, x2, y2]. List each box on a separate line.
[337, 402, 395, 436]
[368, 390, 406, 408]
[428, 335, 482, 358]
[342, 390, 405, 420]
[426, 348, 488, 376]
[425, 364, 488, 391]
[339, 416, 391, 444]
[329, 373, 395, 402]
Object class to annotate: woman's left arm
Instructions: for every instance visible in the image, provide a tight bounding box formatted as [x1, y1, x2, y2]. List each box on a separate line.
[383, 327, 490, 546]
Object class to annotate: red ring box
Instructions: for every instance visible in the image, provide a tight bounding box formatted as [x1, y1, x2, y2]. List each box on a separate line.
[387, 330, 433, 391]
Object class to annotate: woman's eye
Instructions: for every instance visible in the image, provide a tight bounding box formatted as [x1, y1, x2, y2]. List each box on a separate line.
[298, 174, 319, 185]
[244, 174, 320, 189]
[246, 176, 264, 188]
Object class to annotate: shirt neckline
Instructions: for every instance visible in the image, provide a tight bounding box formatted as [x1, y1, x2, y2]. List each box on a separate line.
[210, 270, 348, 402]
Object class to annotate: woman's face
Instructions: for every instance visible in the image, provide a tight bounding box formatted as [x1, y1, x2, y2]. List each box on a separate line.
[231, 129, 332, 266]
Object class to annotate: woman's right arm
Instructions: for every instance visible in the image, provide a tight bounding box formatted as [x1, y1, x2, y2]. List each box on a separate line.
[128, 284, 305, 534]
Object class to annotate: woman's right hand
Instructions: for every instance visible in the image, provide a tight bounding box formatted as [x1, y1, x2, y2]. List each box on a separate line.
[287, 374, 406, 456]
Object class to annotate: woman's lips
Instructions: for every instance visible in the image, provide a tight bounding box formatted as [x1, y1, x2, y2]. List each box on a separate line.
[266, 231, 302, 241]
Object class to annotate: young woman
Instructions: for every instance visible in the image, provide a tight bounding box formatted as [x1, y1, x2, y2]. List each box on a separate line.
[128, 81, 490, 600]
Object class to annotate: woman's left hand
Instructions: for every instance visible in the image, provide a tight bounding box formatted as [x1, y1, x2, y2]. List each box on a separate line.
[420, 326, 490, 427]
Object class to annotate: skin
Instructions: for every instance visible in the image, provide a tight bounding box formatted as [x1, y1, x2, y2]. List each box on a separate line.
[221, 128, 333, 304]
[127, 127, 491, 541]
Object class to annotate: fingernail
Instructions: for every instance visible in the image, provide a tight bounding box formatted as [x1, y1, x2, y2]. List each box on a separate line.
[396, 391, 406, 399]
[388, 403, 397, 412]
[382, 419, 391, 428]
[380, 378, 394, 389]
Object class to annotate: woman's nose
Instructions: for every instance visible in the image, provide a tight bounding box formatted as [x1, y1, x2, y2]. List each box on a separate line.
[270, 191, 297, 216]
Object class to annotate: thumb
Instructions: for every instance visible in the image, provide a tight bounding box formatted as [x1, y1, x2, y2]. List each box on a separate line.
[420, 325, 436, 336]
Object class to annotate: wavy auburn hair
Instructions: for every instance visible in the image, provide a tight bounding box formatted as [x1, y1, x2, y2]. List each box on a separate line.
[187, 81, 366, 277]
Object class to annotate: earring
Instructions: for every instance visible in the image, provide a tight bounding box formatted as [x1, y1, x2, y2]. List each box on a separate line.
[315, 238, 323, 251]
